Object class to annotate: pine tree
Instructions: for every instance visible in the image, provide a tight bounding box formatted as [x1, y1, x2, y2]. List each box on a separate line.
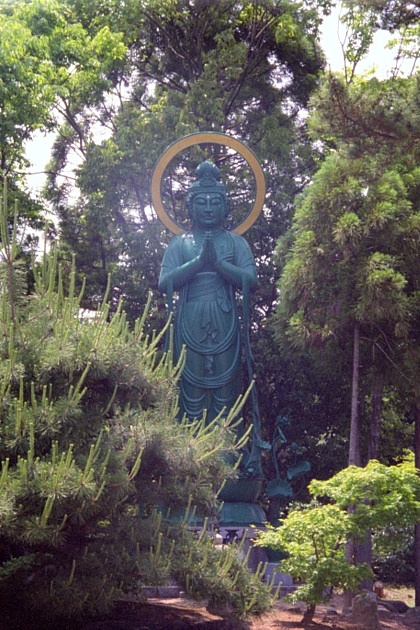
[0, 182, 272, 627]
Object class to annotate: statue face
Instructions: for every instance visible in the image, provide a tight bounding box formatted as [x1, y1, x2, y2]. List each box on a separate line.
[191, 192, 225, 229]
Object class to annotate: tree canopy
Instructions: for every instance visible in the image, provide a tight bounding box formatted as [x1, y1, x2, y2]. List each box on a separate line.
[256, 457, 420, 622]
[28, 0, 328, 318]
[274, 3, 419, 466]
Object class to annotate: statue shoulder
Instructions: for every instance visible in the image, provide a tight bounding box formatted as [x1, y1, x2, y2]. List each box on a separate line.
[162, 231, 196, 266]
[165, 232, 193, 250]
[228, 230, 252, 251]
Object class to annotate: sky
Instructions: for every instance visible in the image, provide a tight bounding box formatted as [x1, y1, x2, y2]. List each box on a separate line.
[320, 4, 400, 77]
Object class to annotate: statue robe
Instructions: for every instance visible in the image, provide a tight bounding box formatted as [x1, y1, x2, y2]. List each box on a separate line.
[159, 229, 256, 422]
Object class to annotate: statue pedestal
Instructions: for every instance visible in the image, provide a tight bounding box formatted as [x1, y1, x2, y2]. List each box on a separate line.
[264, 563, 295, 596]
[216, 523, 267, 572]
[218, 500, 266, 526]
[217, 477, 267, 571]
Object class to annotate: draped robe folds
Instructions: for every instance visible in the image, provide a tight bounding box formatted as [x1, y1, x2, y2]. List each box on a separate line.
[159, 229, 256, 422]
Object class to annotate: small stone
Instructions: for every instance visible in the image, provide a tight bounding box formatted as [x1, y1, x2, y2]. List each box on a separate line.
[405, 607, 420, 618]
[379, 599, 409, 614]
[352, 593, 382, 630]
[377, 606, 394, 617]
[404, 606, 420, 626]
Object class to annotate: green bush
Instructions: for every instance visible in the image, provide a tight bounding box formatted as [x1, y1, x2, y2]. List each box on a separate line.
[0, 192, 269, 626]
[173, 527, 273, 619]
[255, 459, 420, 623]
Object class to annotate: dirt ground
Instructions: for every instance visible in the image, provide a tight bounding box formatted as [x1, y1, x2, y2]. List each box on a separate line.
[84, 588, 415, 629]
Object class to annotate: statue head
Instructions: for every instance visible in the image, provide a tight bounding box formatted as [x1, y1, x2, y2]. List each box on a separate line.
[186, 161, 231, 228]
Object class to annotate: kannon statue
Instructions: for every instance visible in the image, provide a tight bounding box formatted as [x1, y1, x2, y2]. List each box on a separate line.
[158, 161, 257, 424]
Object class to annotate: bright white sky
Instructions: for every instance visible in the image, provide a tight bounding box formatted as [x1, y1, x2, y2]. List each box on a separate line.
[321, 3, 402, 77]
[25, 4, 411, 194]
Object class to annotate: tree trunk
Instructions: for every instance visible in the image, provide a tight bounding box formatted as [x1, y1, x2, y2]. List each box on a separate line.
[356, 374, 385, 592]
[355, 537, 373, 591]
[415, 401, 420, 607]
[302, 603, 316, 625]
[343, 323, 361, 611]
[348, 322, 361, 466]
[368, 375, 383, 461]
[343, 525, 357, 611]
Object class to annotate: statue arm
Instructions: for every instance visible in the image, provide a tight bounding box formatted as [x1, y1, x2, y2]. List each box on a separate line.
[159, 255, 203, 292]
[214, 258, 257, 289]
[214, 234, 257, 289]
[158, 236, 207, 292]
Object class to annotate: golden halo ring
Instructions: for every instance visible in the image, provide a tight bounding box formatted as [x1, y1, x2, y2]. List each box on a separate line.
[151, 131, 265, 234]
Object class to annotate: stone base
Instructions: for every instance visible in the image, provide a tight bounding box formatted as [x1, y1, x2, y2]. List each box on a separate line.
[264, 563, 295, 597]
[352, 593, 381, 630]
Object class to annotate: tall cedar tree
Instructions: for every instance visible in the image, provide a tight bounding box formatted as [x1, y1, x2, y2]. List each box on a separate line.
[274, 1, 419, 598]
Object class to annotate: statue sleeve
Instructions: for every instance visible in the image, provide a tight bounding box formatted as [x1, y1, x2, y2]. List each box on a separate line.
[233, 234, 257, 285]
[158, 236, 183, 293]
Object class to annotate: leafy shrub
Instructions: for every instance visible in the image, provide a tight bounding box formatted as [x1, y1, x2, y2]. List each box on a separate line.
[255, 459, 420, 623]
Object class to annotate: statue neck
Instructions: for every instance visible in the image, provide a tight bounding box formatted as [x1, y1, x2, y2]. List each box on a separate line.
[193, 227, 225, 237]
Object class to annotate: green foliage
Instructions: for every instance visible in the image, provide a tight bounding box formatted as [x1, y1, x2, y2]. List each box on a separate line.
[340, 3, 377, 81]
[0, 0, 337, 484]
[345, 0, 419, 31]
[255, 458, 420, 614]
[0, 8, 55, 171]
[0, 0, 127, 235]
[256, 502, 372, 611]
[375, 391, 414, 463]
[308, 73, 419, 160]
[28, 0, 329, 321]
[277, 150, 417, 341]
[310, 457, 420, 531]
[335, 1, 419, 81]
[0, 189, 267, 626]
[275, 109, 419, 464]
[173, 526, 273, 619]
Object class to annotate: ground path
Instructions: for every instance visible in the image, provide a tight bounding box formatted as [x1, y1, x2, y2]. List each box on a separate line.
[83, 589, 415, 629]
